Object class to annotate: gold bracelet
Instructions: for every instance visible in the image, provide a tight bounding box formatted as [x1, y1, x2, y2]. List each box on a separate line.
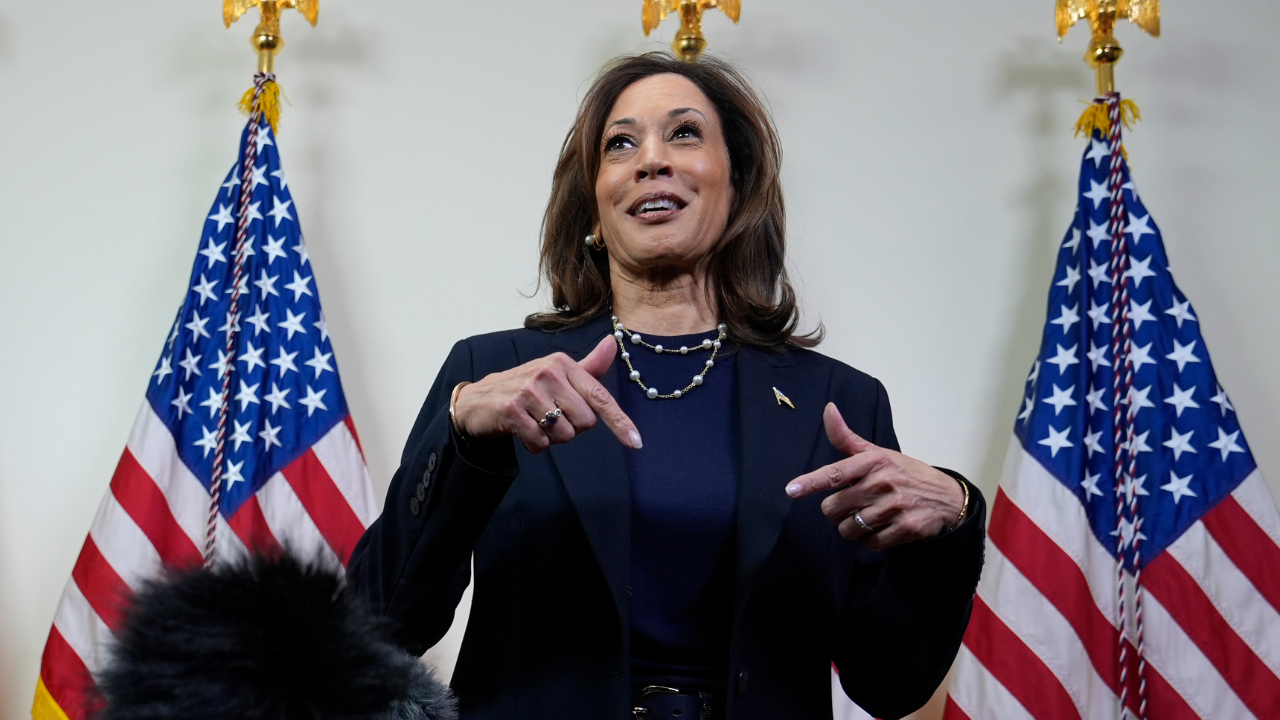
[946, 477, 971, 533]
[449, 381, 472, 439]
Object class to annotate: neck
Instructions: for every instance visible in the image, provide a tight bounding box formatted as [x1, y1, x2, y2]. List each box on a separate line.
[609, 263, 718, 336]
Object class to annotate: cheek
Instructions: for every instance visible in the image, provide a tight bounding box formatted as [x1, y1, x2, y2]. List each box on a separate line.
[692, 152, 733, 211]
[595, 167, 629, 220]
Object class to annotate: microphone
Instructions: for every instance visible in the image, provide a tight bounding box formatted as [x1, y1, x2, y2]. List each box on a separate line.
[97, 552, 457, 720]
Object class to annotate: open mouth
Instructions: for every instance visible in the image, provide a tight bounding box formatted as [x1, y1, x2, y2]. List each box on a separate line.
[627, 192, 688, 219]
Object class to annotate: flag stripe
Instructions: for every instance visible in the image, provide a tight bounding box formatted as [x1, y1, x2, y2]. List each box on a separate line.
[228, 493, 284, 556]
[999, 442, 1118, 615]
[1141, 656, 1202, 720]
[1143, 553, 1280, 718]
[256, 470, 340, 569]
[69, 537, 132, 633]
[978, 543, 1114, 720]
[51, 579, 113, 676]
[311, 418, 378, 527]
[212, 511, 249, 564]
[1200, 494, 1280, 616]
[109, 449, 203, 569]
[280, 449, 365, 564]
[1230, 472, 1280, 545]
[343, 414, 366, 459]
[1141, 590, 1257, 719]
[940, 699, 973, 720]
[128, 402, 213, 550]
[1166, 519, 1280, 674]
[38, 627, 99, 720]
[944, 647, 1038, 720]
[87, 492, 160, 592]
[988, 488, 1119, 689]
[963, 596, 1083, 720]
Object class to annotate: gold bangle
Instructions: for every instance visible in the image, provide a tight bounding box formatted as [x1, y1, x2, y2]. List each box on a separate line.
[449, 381, 472, 439]
[946, 477, 970, 533]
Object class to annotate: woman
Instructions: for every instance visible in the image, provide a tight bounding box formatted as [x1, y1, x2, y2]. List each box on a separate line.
[348, 53, 985, 720]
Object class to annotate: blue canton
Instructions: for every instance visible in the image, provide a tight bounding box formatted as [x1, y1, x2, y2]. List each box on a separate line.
[146, 118, 347, 517]
[1014, 124, 1256, 569]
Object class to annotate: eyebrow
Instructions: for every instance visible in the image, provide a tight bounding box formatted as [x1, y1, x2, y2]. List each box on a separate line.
[668, 107, 708, 122]
[605, 107, 709, 130]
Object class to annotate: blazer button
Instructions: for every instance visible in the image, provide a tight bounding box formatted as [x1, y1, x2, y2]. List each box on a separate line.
[408, 497, 421, 517]
[427, 452, 438, 473]
[737, 671, 748, 696]
[415, 482, 428, 503]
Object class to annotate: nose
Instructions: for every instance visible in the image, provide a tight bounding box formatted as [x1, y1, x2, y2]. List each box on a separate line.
[633, 137, 674, 182]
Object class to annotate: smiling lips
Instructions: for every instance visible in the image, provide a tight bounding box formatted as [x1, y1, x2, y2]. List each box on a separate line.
[627, 191, 688, 221]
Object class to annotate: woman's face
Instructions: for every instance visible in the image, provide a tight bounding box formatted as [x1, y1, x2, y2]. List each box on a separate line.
[594, 73, 734, 275]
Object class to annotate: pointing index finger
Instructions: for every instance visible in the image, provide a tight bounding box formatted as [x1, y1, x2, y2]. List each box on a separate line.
[565, 358, 643, 450]
[785, 452, 881, 499]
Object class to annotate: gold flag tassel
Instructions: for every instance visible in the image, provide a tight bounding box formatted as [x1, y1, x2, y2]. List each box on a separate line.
[1074, 98, 1141, 162]
[237, 79, 284, 134]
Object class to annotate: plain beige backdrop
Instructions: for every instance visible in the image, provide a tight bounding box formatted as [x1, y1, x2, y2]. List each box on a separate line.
[1, 1, 1277, 718]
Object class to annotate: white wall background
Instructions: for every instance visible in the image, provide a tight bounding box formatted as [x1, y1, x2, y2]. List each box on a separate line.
[1, 1, 1277, 718]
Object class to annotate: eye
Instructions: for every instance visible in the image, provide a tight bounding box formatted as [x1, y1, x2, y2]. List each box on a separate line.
[604, 134, 636, 152]
[671, 122, 703, 141]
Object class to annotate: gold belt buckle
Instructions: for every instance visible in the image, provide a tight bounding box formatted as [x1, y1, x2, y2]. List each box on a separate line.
[632, 685, 713, 720]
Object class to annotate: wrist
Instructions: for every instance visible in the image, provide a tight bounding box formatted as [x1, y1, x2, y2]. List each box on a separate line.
[944, 475, 970, 533]
[449, 381, 473, 439]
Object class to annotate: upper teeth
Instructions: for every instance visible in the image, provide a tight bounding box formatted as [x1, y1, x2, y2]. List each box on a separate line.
[638, 198, 677, 213]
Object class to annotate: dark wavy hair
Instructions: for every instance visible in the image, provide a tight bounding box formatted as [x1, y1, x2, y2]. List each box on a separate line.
[524, 53, 821, 348]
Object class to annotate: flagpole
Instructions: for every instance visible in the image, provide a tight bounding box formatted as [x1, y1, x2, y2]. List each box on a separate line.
[1085, 20, 1122, 96]
[250, 2, 284, 74]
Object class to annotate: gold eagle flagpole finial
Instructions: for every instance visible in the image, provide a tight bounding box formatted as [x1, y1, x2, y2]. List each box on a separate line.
[224, 0, 319, 74]
[1056, 0, 1159, 96]
[643, 0, 740, 62]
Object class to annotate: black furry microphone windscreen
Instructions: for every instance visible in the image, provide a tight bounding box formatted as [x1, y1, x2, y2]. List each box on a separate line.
[96, 552, 457, 720]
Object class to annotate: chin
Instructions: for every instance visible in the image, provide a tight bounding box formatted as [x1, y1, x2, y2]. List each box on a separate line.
[620, 228, 714, 263]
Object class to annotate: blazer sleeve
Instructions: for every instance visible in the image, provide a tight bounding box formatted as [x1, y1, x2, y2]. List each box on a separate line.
[346, 339, 520, 655]
[833, 379, 987, 719]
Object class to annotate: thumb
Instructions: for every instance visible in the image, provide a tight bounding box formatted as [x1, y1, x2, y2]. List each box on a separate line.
[579, 335, 618, 379]
[824, 402, 876, 457]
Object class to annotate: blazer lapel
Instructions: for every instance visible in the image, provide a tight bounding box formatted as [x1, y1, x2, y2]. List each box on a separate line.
[537, 317, 633, 627]
[733, 346, 831, 622]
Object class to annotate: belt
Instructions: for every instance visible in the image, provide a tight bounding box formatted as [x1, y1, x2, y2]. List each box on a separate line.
[632, 685, 722, 720]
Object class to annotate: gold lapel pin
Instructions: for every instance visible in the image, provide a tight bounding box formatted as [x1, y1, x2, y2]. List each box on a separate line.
[773, 387, 794, 409]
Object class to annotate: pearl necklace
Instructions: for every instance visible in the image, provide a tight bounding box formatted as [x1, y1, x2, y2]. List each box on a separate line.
[610, 315, 728, 400]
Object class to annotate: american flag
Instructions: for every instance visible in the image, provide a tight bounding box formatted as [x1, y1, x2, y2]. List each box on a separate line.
[943, 95, 1280, 720]
[32, 77, 377, 720]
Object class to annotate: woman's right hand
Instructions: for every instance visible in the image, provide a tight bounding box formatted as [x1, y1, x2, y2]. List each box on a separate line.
[452, 336, 643, 454]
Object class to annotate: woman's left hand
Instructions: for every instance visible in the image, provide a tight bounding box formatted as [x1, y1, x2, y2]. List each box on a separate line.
[785, 403, 965, 551]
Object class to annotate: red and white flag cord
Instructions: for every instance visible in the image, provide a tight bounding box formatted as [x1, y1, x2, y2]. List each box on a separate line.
[204, 72, 274, 566]
[1101, 92, 1149, 720]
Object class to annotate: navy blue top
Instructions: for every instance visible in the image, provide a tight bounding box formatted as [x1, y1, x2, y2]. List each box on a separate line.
[615, 331, 739, 692]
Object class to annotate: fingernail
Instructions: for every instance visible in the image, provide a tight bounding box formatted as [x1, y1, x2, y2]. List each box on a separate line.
[785, 484, 803, 498]
[629, 431, 643, 449]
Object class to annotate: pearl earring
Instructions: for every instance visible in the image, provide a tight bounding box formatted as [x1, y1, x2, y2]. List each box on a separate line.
[583, 234, 596, 247]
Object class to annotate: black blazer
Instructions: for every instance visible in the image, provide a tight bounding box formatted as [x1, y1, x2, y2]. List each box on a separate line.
[347, 314, 985, 720]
